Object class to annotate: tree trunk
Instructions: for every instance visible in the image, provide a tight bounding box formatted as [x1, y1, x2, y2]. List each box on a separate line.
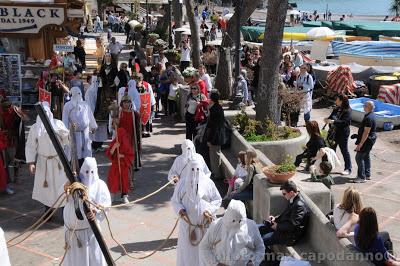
[256, 0, 288, 124]
[172, 0, 183, 47]
[184, 0, 201, 67]
[213, 0, 261, 99]
[155, 5, 171, 38]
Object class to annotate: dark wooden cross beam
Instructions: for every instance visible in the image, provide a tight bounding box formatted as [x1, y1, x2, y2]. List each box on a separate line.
[35, 103, 115, 266]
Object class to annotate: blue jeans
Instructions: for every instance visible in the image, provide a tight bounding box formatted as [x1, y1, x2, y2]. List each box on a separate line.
[262, 232, 276, 246]
[333, 136, 352, 172]
[304, 111, 311, 122]
[231, 187, 253, 201]
[356, 151, 371, 179]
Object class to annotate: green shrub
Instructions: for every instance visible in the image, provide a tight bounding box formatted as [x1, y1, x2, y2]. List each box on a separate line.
[233, 111, 301, 142]
[276, 155, 296, 173]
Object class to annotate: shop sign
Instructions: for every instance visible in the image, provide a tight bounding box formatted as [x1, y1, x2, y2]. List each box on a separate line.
[53, 44, 74, 52]
[0, 5, 65, 34]
[67, 9, 84, 18]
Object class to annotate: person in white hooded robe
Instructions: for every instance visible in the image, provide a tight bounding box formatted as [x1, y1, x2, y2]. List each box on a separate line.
[85, 72, 108, 151]
[118, 78, 141, 111]
[199, 200, 265, 266]
[25, 102, 69, 210]
[63, 87, 98, 166]
[0, 227, 11, 266]
[168, 139, 210, 185]
[171, 159, 222, 266]
[63, 157, 111, 266]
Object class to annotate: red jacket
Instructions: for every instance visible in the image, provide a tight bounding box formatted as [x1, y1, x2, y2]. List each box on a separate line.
[197, 80, 208, 98]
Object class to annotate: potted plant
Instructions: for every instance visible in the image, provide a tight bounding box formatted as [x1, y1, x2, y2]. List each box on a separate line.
[182, 67, 197, 83]
[148, 33, 160, 45]
[262, 155, 296, 184]
[154, 39, 167, 52]
[164, 49, 181, 64]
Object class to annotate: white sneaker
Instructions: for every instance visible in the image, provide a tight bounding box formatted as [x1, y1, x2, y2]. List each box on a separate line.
[353, 178, 366, 183]
[122, 195, 129, 204]
[341, 170, 351, 176]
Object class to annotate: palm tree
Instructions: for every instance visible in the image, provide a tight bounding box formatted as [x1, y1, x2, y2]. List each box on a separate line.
[390, 0, 400, 16]
[256, 0, 289, 123]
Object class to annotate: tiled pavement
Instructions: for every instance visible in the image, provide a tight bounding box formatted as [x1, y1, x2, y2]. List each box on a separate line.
[1, 116, 183, 266]
[311, 106, 400, 258]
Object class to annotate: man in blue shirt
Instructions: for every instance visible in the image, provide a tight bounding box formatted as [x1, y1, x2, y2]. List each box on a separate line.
[107, 13, 115, 32]
[354, 101, 377, 183]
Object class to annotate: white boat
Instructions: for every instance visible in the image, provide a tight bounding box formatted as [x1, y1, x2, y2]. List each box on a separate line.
[339, 54, 400, 67]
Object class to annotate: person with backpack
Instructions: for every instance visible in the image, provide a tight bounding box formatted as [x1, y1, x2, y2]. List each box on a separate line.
[296, 64, 314, 123]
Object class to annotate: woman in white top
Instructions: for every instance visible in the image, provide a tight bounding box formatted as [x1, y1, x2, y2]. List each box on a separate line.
[224, 151, 247, 198]
[333, 187, 362, 241]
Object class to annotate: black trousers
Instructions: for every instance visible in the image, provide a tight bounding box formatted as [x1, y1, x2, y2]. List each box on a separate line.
[161, 92, 169, 115]
[168, 99, 177, 115]
[332, 135, 352, 171]
[180, 61, 190, 72]
[185, 112, 197, 141]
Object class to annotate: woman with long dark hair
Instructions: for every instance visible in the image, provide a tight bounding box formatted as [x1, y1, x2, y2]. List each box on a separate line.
[355, 207, 399, 266]
[295, 120, 326, 170]
[325, 94, 352, 175]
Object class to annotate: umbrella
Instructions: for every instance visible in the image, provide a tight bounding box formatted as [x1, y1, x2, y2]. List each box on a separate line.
[287, 10, 301, 15]
[182, 30, 191, 35]
[223, 13, 233, 20]
[306, 27, 335, 38]
[175, 25, 190, 32]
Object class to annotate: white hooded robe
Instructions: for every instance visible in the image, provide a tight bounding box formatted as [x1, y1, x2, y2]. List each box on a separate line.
[85, 76, 108, 143]
[0, 227, 11, 266]
[63, 157, 111, 266]
[171, 159, 222, 266]
[168, 140, 211, 184]
[199, 200, 265, 266]
[63, 87, 98, 159]
[25, 103, 69, 207]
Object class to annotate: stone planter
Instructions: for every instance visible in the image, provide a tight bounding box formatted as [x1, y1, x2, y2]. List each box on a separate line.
[262, 166, 295, 184]
[251, 130, 308, 165]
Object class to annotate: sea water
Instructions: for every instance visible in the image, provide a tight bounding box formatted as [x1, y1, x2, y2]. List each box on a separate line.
[295, 0, 392, 16]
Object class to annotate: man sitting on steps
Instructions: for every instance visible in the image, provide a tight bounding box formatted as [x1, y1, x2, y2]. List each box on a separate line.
[259, 180, 310, 247]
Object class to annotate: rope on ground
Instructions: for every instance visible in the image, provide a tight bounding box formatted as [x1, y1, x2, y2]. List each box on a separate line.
[103, 210, 179, 259]
[98, 178, 177, 209]
[6, 193, 67, 248]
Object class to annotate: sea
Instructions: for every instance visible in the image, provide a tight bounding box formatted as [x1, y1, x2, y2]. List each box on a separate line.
[295, 0, 393, 16]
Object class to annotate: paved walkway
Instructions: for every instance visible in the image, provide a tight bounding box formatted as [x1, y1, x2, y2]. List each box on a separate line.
[1, 116, 183, 266]
[311, 106, 400, 257]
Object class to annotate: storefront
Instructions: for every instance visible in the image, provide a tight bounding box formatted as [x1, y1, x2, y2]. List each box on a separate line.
[0, 1, 82, 105]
